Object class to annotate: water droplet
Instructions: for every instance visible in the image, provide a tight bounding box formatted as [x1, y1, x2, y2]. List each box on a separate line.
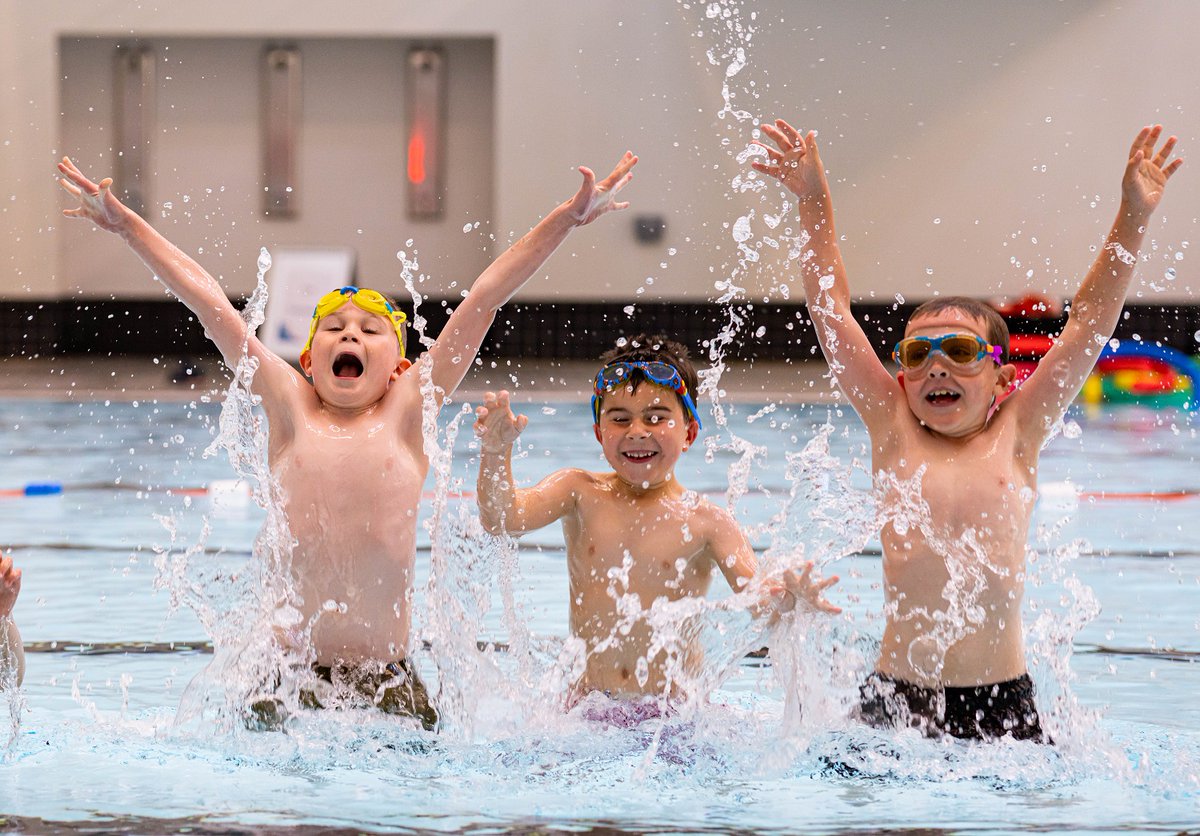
[732, 214, 753, 243]
[894, 292, 905, 304]
[932, 218, 941, 225]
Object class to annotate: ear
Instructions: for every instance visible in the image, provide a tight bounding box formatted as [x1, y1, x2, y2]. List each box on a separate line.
[391, 357, 413, 380]
[995, 362, 1018, 395]
[299, 350, 313, 378]
[593, 423, 603, 444]
[685, 418, 699, 449]
[896, 370, 907, 392]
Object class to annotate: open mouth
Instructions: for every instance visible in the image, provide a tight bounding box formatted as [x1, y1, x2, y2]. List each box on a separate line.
[332, 353, 364, 379]
[925, 388, 961, 406]
[622, 450, 659, 463]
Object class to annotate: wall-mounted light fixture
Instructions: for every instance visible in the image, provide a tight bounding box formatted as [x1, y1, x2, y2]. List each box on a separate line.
[263, 46, 301, 218]
[114, 44, 155, 217]
[405, 46, 445, 220]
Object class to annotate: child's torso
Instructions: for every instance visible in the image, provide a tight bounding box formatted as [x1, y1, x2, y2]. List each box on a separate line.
[272, 406, 426, 664]
[873, 410, 1036, 687]
[564, 480, 715, 699]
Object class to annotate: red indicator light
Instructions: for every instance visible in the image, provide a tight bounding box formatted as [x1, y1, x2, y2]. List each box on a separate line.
[408, 131, 426, 184]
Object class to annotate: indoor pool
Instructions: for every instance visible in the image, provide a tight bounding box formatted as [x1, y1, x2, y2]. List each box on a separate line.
[0, 389, 1198, 834]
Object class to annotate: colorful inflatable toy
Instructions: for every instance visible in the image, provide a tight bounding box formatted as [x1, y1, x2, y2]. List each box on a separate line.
[994, 293, 1198, 409]
[1080, 341, 1200, 409]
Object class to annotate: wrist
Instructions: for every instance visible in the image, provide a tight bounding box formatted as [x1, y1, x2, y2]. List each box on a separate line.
[1117, 198, 1153, 225]
[547, 202, 582, 231]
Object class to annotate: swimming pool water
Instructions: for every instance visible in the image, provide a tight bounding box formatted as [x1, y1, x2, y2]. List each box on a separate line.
[0, 395, 1198, 833]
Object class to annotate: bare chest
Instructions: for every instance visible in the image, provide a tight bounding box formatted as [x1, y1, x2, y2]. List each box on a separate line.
[566, 498, 712, 603]
[875, 423, 1035, 583]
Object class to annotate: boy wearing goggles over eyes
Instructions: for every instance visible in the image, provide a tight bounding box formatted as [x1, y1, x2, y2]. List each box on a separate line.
[58, 151, 638, 729]
[753, 119, 1182, 741]
[474, 335, 839, 710]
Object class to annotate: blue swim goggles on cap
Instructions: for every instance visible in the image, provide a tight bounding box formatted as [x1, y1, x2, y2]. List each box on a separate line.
[892, 333, 1003, 371]
[591, 360, 703, 429]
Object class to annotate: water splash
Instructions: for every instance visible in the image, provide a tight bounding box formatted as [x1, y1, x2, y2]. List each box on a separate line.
[154, 247, 307, 733]
[1, 618, 26, 754]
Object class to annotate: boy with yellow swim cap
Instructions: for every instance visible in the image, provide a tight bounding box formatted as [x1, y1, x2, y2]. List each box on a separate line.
[59, 150, 638, 729]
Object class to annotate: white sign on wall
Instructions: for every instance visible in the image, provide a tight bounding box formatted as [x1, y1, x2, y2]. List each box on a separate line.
[260, 247, 357, 361]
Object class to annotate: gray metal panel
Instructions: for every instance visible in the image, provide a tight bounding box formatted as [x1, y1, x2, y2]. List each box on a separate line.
[405, 47, 445, 219]
[114, 45, 155, 217]
[263, 47, 301, 218]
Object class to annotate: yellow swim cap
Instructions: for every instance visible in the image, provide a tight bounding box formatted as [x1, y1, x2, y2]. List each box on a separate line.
[301, 286, 408, 360]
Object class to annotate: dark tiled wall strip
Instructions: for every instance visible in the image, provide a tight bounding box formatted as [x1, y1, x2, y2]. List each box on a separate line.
[1, 299, 1198, 362]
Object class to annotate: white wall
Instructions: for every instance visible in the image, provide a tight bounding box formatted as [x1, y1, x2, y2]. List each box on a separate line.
[3, 0, 1198, 307]
[57, 36, 495, 300]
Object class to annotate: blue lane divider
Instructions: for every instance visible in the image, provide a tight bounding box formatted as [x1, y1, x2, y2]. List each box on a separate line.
[20, 483, 64, 496]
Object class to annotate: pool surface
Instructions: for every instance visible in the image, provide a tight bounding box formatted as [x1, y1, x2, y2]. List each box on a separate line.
[0, 393, 1198, 834]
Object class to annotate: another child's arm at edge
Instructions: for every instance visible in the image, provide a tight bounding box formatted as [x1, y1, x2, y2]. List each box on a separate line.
[474, 390, 581, 535]
[0, 552, 24, 689]
[424, 153, 637, 400]
[57, 159, 302, 416]
[1013, 126, 1182, 441]
[752, 120, 898, 429]
[705, 507, 841, 620]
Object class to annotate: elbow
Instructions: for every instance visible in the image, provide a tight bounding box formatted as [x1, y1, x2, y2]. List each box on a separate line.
[479, 512, 507, 536]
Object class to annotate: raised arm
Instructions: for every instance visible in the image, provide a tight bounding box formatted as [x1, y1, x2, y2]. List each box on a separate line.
[474, 390, 580, 535]
[425, 153, 637, 399]
[752, 120, 898, 428]
[1014, 126, 1183, 441]
[0, 552, 24, 689]
[57, 159, 302, 408]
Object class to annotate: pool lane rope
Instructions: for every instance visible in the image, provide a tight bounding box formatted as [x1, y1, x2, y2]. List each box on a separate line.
[3, 480, 1199, 502]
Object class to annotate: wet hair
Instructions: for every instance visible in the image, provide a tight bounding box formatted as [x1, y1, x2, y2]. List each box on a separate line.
[907, 296, 1010, 362]
[595, 333, 700, 417]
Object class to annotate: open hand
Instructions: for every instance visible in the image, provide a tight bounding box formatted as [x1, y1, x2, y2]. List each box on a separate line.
[474, 390, 529, 453]
[1122, 125, 1183, 219]
[776, 560, 841, 616]
[57, 156, 131, 232]
[0, 552, 21, 618]
[750, 119, 830, 202]
[563, 151, 638, 226]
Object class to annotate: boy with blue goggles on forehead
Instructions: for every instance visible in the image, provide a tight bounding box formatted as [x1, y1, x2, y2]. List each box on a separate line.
[58, 149, 638, 729]
[475, 334, 839, 712]
[752, 118, 1182, 741]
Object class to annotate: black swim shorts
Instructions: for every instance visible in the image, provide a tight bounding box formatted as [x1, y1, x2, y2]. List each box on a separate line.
[858, 671, 1046, 742]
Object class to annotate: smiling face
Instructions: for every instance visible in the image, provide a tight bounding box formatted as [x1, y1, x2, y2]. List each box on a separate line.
[300, 304, 410, 411]
[898, 309, 1016, 438]
[593, 381, 699, 492]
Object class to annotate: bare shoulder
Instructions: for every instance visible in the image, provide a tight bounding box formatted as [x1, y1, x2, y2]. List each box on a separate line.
[680, 491, 742, 537]
[988, 390, 1046, 459]
[252, 348, 316, 443]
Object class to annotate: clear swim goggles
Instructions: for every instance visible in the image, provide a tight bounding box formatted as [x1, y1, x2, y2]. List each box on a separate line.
[892, 333, 1003, 372]
[591, 360, 702, 429]
[301, 286, 408, 359]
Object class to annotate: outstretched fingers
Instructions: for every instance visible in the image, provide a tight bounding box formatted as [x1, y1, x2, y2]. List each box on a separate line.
[760, 122, 805, 154]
